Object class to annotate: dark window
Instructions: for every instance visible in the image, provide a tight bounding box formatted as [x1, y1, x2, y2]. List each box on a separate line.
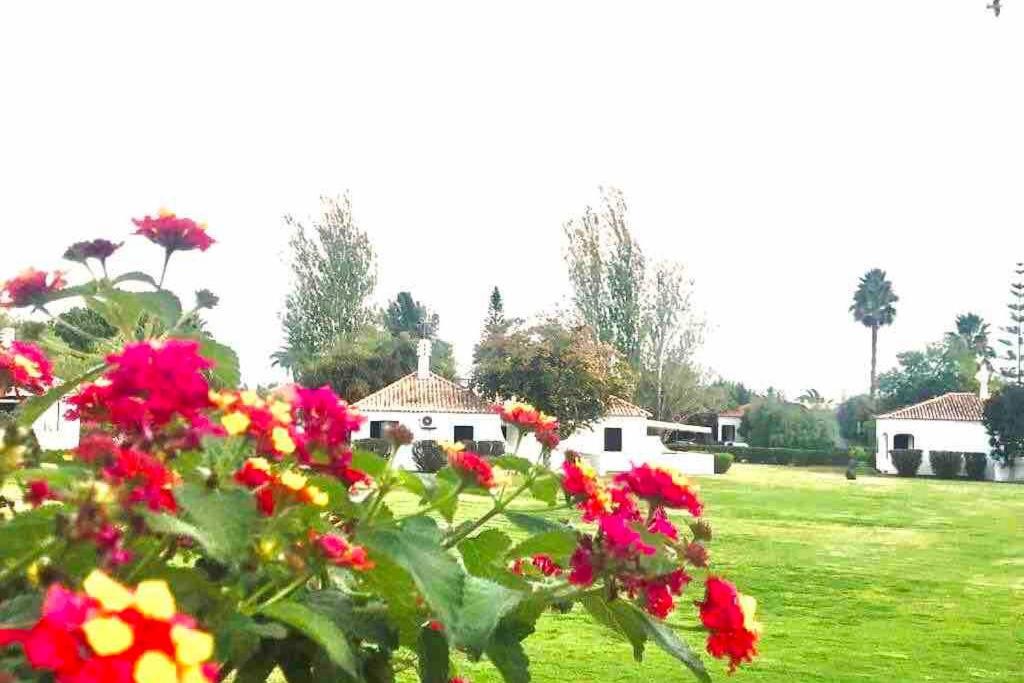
[370, 420, 397, 439]
[721, 425, 736, 442]
[604, 427, 623, 452]
[893, 434, 914, 450]
[454, 425, 474, 443]
[501, 425, 508, 439]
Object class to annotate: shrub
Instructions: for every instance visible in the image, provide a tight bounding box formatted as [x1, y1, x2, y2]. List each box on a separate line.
[964, 452, 989, 480]
[713, 452, 734, 474]
[667, 443, 853, 467]
[928, 451, 963, 479]
[474, 439, 506, 457]
[412, 439, 447, 472]
[891, 449, 923, 477]
[353, 437, 391, 458]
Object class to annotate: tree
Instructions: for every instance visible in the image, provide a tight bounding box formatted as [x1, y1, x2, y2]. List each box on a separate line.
[564, 187, 646, 367]
[385, 291, 438, 338]
[639, 261, 700, 419]
[946, 313, 995, 365]
[740, 399, 838, 450]
[471, 320, 633, 434]
[483, 286, 507, 336]
[997, 262, 1024, 385]
[982, 384, 1024, 466]
[850, 268, 899, 398]
[797, 388, 827, 407]
[876, 342, 964, 412]
[278, 194, 377, 371]
[836, 394, 876, 446]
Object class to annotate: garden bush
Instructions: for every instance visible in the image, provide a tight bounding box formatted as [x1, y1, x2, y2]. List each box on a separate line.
[669, 442, 852, 467]
[891, 449, 923, 477]
[474, 439, 506, 457]
[0, 212, 762, 683]
[928, 450, 963, 479]
[412, 439, 447, 472]
[353, 437, 391, 458]
[964, 452, 989, 480]
[714, 452, 734, 474]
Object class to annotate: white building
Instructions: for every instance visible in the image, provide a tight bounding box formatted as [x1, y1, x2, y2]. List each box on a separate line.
[874, 389, 1022, 482]
[352, 340, 715, 475]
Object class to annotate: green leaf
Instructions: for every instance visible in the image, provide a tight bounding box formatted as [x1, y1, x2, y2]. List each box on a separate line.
[454, 576, 522, 659]
[135, 290, 183, 328]
[493, 455, 532, 474]
[302, 589, 398, 651]
[234, 644, 280, 683]
[360, 554, 422, 647]
[507, 530, 577, 564]
[171, 483, 259, 564]
[0, 593, 42, 627]
[417, 625, 450, 683]
[258, 600, 358, 677]
[486, 624, 531, 683]
[16, 362, 105, 427]
[580, 594, 649, 662]
[112, 271, 158, 288]
[503, 511, 566, 535]
[197, 337, 241, 387]
[38, 281, 99, 306]
[637, 607, 710, 683]
[215, 613, 264, 668]
[0, 507, 58, 561]
[396, 470, 429, 499]
[351, 449, 389, 478]
[458, 529, 513, 580]
[528, 473, 559, 506]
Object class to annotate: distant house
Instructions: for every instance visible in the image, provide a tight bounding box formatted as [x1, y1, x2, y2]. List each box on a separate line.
[715, 404, 749, 443]
[353, 340, 715, 475]
[874, 384, 1022, 482]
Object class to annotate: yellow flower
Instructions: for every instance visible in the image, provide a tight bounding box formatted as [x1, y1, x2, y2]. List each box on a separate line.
[221, 411, 251, 436]
[82, 616, 134, 655]
[270, 400, 293, 424]
[271, 426, 296, 455]
[739, 594, 762, 634]
[304, 485, 329, 507]
[12, 355, 41, 378]
[239, 390, 263, 408]
[90, 481, 114, 504]
[180, 666, 210, 683]
[134, 650, 178, 683]
[279, 470, 307, 491]
[158, 207, 175, 218]
[134, 579, 176, 620]
[208, 390, 237, 409]
[83, 570, 134, 611]
[257, 538, 279, 559]
[437, 440, 465, 454]
[26, 561, 41, 587]
[171, 625, 215, 666]
[246, 457, 271, 472]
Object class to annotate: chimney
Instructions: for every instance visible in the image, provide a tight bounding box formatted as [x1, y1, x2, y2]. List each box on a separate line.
[0, 327, 14, 349]
[417, 338, 432, 379]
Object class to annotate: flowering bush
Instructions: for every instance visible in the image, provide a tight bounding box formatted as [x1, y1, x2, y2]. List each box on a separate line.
[0, 214, 761, 682]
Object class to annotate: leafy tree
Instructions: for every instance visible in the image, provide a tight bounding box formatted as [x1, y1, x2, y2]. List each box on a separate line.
[997, 262, 1024, 385]
[483, 286, 507, 336]
[278, 194, 377, 371]
[876, 342, 964, 412]
[982, 384, 1024, 465]
[836, 394, 876, 446]
[298, 326, 455, 403]
[471, 319, 633, 434]
[385, 291, 438, 338]
[850, 268, 898, 398]
[797, 388, 827, 407]
[709, 380, 755, 408]
[740, 399, 838, 450]
[564, 187, 646, 366]
[946, 312, 995, 366]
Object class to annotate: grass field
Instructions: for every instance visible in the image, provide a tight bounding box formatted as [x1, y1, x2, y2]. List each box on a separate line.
[432, 464, 1024, 683]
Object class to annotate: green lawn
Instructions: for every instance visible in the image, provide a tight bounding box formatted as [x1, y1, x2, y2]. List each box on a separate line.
[443, 464, 1024, 683]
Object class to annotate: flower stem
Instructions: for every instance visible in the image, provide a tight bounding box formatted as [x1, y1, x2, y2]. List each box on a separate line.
[157, 250, 173, 289]
[442, 473, 535, 549]
[251, 573, 311, 614]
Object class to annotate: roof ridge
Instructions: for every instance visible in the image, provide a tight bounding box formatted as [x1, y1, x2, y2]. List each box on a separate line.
[876, 391, 981, 421]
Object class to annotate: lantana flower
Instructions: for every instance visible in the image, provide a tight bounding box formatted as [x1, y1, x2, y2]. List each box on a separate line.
[64, 239, 123, 272]
[492, 400, 560, 448]
[233, 458, 329, 516]
[210, 389, 299, 459]
[0, 570, 219, 683]
[310, 532, 374, 571]
[133, 209, 214, 253]
[614, 463, 703, 517]
[447, 449, 496, 489]
[0, 341, 55, 394]
[0, 268, 66, 308]
[698, 577, 762, 672]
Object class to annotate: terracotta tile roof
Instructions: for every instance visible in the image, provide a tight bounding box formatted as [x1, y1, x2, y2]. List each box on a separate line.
[718, 404, 750, 419]
[353, 372, 492, 414]
[606, 395, 651, 418]
[876, 392, 983, 422]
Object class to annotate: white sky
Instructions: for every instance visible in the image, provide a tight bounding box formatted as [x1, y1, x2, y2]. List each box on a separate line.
[2, 1, 1022, 401]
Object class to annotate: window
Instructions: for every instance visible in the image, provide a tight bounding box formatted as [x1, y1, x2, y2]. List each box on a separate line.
[454, 425, 474, 443]
[604, 427, 623, 452]
[721, 425, 736, 443]
[370, 420, 397, 439]
[893, 434, 914, 450]
[501, 425, 508, 439]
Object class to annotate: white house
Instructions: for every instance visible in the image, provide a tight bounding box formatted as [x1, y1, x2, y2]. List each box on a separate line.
[874, 380, 1023, 482]
[352, 340, 715, 475]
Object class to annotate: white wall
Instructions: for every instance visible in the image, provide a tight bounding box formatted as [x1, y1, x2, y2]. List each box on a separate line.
[716, 416, 742, 443]
[874, 418, 1024, 481]
[352, 410, 504, 469]
[32, 399, 80, 451]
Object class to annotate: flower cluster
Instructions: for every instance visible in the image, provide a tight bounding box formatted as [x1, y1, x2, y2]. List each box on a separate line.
[0, 571, 218, 683]
[492, 400, 560, 448]
[133, 209, 215, 253]
[75, 435, 179, 513]
[67, 340, 216, 444]
[64, 239, 123, 267]
[0, 268, 66, 308]
[510, 553, 563, 577]
[310, 531, 374, 571]
[210, 389, 298, 458]
[447, 449, 495, 489]
[698, 578, 762, 672]
[614, 463, 704, 518]
[234, 457, 329, 516]
[0, 341, 55, 394]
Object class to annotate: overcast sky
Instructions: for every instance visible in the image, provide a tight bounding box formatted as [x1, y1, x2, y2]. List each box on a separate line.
[2, 2, 1022, 400]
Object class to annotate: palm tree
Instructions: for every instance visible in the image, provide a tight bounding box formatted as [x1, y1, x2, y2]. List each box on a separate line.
[850, 269, 898, 399]
[798, 388, 827, 407]
[945, 312, 995, 368]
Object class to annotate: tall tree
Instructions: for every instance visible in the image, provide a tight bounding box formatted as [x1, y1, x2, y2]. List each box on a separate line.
[277, 194, 377, 371]
[563, 187, 646, 367]
[385, 291, 438, 338]
[797, 388, 827, 407]
[850, 268, 898, 398]
[998, 262, 1024, 385]
[946, 312, 995, 367]
[483, 286, 507, 336]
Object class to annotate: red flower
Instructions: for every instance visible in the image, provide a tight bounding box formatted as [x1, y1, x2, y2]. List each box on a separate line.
[614, 464, 703, 517]
[67, 339, 214, 438]
[448, 450, 495, 489]
[25, 479, 59, 507]
[133, 209, 214, 253]
[647, 507, 678, 541]
[492, 401, 560, 439]
[63, 239, 122, 265]
[291, 386, 365, 458]
[561, 457, 612, 521]
[599, 512, 656, 557]
[0, 268, 66, 309]
[312, 532, 374, 571]
[568, 545, 596, 586]
[0, 341, 54, 394]
[531, 554, 563, 576]
[698, 577, 761, 672]
[101, 447, 178, 512]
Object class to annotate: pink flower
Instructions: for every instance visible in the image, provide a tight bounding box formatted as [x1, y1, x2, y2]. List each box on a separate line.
[0, 341, 54, 394]
[133, 209, 214, 252]
[0, 269, 66, 309]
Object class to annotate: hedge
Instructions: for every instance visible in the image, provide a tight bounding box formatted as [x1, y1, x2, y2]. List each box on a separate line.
[891, 449, 923, 477]
[928, 451, 963, 479]
[713, 452, 735, 474]
[668, 443, 866, 467]
[964, 452, 988, 480]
